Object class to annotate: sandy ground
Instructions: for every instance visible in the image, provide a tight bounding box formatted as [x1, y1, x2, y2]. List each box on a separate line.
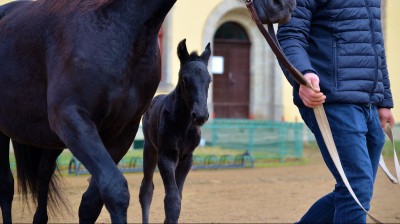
[3, 148, 400, 223]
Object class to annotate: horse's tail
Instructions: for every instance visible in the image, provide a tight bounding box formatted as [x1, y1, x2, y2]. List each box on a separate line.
[13, 143, 68, 214]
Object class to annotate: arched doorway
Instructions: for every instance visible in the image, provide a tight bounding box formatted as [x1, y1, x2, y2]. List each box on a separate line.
[213, 22, 251, 118]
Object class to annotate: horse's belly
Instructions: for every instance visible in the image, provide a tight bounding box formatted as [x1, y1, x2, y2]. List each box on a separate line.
[0, 117, 65, 149]
[0, 90, 64, 148]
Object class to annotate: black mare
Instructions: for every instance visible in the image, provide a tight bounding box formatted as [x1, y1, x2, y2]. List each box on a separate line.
[139, 39, 211, 224]
[0, 0, 295, 223]
[0, 0, 176, 223]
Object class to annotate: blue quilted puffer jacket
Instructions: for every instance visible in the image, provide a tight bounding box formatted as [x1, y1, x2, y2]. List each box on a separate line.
[277, 0, 393, 108]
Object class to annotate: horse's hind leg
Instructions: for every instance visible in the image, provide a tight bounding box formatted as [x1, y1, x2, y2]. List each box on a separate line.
[78, 179, 103, 223]
[175, 154, 193, 199]
[0, 132, 13, 224]
[139, 141, 158, 224]
[33, 148, 63, 224]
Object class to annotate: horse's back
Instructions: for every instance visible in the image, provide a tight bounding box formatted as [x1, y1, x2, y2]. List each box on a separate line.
[0, 1, 13, 17]
[0, 1, 25, 19]
[143, 95, 168, 130]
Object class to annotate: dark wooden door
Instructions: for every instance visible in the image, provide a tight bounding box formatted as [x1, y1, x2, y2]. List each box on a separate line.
[213, 40, 250, 118]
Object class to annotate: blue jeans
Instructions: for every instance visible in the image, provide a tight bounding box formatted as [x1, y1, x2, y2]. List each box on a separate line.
[298, 104, 385, 224]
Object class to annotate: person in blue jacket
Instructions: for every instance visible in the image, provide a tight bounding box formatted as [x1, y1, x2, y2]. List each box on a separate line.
[277, 0, 395, 223]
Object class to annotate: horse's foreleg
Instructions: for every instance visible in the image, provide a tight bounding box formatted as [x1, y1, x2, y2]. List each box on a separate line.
[33, 149, 63, 224]
[78, 121, 139, 223]
[158, 152, 180, 224]
[0, 132, 13, 224]
[49, 110, 129, 223]
[175, 154, 193, 199]
[139, 141, 158, 224]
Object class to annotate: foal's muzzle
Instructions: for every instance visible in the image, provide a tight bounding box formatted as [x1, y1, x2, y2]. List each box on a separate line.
[192, 112, 209, 126]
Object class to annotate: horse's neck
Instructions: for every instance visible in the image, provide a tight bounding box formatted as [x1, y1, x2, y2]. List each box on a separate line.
[111, 0, 176, 30]
[170, 87, 191, 122]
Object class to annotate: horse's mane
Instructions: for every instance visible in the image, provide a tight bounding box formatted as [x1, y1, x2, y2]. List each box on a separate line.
[38, 0, 115, 14]
[188, 52, 202, 62]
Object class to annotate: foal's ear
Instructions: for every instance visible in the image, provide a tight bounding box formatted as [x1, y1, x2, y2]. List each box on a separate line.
[200, 42, 211, 64]
[177, 39, 189, 64]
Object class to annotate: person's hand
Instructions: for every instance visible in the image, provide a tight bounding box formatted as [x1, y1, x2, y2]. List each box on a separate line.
[378, 108, 395, 129]
[299, 73, 326, 108]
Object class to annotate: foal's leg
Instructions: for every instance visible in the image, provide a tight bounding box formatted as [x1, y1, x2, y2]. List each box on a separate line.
[139, 141, 158, 224]
[32, 149, 63, 224]
[158, 151, 180, 224]
[49, 111, 129, 223]
[0, 132, 13, 224]
[78, 122, 139, 223]
[175, 154, 193, 199]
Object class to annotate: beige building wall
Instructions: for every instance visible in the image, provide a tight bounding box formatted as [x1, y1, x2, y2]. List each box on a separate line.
[1, 0, 397, 123]
[386, 1, 400, 124]
[168, 0, 398, 123]
[165, 0, 282, 120]
[167, 0, 221, 85]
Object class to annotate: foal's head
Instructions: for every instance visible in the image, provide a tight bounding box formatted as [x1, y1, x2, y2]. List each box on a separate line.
[177, 39, 211, 126]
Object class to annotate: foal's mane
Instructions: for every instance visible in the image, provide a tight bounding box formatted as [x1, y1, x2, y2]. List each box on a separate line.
[38, 0, 114, 14]
[187, 52, 202, 62]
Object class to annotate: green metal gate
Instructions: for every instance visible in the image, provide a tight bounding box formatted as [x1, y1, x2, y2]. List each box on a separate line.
[200, 119, 304, 162]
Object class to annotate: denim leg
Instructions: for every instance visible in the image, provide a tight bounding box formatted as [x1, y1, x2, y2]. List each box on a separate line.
[297, 104, 384, 224]
[296, 192, 335, 223]
[366, 107, 385, 181]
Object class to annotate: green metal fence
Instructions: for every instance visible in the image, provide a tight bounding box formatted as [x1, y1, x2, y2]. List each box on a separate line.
[9, 122, 399, 173]
[200, 119, 304, 162]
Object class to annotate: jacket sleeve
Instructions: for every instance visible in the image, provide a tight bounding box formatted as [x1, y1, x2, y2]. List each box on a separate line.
[277, 0, 317, 87]
[378, 50, 394, 108]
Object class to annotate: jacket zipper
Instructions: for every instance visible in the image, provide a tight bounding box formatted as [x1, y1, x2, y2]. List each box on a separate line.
[364, 0, 379, 104]
[333, 41, 338, 89]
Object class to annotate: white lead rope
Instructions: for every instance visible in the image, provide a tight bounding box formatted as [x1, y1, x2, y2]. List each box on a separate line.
[379, 124, 400, 185]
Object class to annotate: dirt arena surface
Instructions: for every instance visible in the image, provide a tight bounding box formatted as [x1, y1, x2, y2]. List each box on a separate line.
[4, 148, 400, 223]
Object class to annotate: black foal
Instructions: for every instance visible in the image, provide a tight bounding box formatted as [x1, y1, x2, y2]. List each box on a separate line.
[139, 39, 211, 224]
